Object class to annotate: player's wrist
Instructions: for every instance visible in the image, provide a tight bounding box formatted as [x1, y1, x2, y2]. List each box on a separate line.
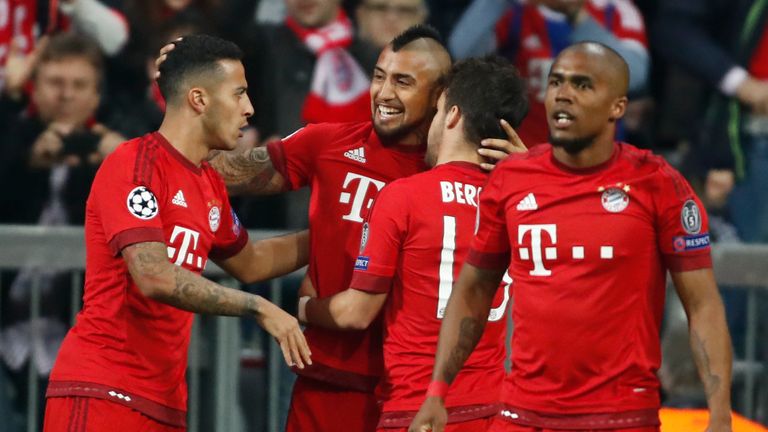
[426, 380, 449, 399]
[298, 296, 311, 324]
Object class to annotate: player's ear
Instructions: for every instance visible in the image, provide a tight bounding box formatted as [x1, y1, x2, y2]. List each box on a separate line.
[188, 87, 208, 114]
[446, 105, 461, 129]
[608, 96, 628, 122]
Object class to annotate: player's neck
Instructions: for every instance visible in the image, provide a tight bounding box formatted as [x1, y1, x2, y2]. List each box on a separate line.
[552, 134, 615, 169]
[435, 139, 483, 167]
[158, 115, 210, 167]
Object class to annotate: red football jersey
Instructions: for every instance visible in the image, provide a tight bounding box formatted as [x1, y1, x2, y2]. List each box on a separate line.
[467, 143, 711, 428]
[268, 122, 427, 387]
[349, 162, 508, 425]
[48, 132, 248, 427]
[495, 0, 648, 146]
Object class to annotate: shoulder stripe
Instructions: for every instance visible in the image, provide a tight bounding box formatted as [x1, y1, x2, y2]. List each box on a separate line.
[133, 134, 159, 186]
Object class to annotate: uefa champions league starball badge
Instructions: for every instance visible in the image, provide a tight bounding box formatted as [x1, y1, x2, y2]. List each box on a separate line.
[127, 186, 159, 220]
[599, 183, 630, 213]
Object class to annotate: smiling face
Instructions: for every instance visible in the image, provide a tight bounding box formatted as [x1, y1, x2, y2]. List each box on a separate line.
[544, 45, 627, 155]
[370, 41, 449, 146]
[201, 59, 253, 151]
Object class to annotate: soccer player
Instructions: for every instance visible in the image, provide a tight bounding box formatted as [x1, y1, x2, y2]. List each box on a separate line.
[43, 35, 311, 431]
[156, 25, 523, 432]
[410, 42, 734, 432]
[296, 56, 528, 432]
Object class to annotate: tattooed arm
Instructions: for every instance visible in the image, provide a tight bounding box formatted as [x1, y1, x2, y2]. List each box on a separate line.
[216, 230, 309, 284]
[672, 268, 733, 432]
[209, 146, 288, 195]
[409, 263, 505, 432]
[122, 241, 311, 368]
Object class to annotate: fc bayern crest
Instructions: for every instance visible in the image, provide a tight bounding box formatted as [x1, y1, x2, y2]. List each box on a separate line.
[681, 200, 702, 234]
[209, 206, 221, 232]
[601, 187, 629, 213]
[359, 222, 370, 253]
[127, 186, 158, 220]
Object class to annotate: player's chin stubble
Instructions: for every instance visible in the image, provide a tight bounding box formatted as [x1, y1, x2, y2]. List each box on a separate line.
[549, 133, 597, 155]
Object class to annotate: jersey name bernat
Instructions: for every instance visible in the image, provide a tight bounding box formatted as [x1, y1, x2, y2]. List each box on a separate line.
[440, 181, 481, 207]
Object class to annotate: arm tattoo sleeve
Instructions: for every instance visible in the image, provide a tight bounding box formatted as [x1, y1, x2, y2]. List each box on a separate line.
[210, 147, 286, 195]
[442, 317, 484, 384]
[127, 243, 260, 317]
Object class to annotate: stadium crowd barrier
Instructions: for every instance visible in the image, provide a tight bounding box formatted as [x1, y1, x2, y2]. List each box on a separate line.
[0, 225, 765, 431]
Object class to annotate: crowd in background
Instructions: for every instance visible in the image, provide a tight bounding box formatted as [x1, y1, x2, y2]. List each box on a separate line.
[0, 0, 766, 429]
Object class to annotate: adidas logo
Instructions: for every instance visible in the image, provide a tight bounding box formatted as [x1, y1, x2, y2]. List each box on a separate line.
[516, 193, 538, 211]
[344, 147, 367, 163]
[172, 190, 188, 207]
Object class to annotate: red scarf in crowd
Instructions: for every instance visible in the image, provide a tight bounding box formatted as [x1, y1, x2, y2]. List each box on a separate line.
[286, 10, 371, 124]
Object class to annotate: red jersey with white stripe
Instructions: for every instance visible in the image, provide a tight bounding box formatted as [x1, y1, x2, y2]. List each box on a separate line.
[349, 162, 508, 426]
[495, 0, 647, 146]
[467, 143, 711, 428]
[48, 132, 248, 427]
[267, 122, 426, 389]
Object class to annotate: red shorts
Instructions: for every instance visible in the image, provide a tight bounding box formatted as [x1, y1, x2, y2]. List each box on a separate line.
[378, 416, 495, 432]
[44, 397, 184, 432]
[487, 418, 660, 432]
[286, 375, 379, 432]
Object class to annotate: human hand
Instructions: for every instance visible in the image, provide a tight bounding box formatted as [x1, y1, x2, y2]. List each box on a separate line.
[154, 38, 182, 79]
[408, 397, 447, 432]
[478, 119, 527, 171]
[705, 416, 732, 432]
[89, 124, 126, 164]
[4, 36, 49, 99]
[705, 169, 735, 209]
[256, 299, 312, 369]
[735, 76, 768, 115]
[30, 122, 78, 168]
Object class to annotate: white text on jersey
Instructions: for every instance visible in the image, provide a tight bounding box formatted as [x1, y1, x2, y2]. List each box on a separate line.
[440, 181, 481, 207]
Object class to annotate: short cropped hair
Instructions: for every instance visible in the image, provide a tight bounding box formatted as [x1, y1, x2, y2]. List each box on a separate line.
[157, 34, 243, 103]
[37, 33, 104, 83]
[391, 24, 445, 52]
[443, 56, 528, 145]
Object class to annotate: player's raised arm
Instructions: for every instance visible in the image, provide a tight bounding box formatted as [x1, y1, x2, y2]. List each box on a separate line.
[208, 146, 288, 195]
[215, 230, 309, 284]
[122, 241, 311, 369]
[671, 269, 733, 432]
[299, 289, 388, 331]
[409, 263, 504, 432]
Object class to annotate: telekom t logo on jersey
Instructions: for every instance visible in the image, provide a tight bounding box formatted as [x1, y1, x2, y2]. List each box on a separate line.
[339, 172, 385, 222]
[167, 225, 205, 270]
[518, 224, 614, 276]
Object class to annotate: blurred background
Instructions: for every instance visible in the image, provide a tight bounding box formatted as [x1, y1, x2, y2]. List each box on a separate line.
[0, 0, 766, 430]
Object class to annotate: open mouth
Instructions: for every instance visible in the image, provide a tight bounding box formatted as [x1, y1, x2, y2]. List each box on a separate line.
[376, 104, 404, 121]
[552, 111, 575, 128]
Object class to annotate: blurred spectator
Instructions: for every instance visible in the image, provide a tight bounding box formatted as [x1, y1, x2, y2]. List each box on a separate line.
[423, 0, 470, 38]
[654, 0, 768, 243]
[449, 0, 649, 147]
[0, 32, 123, 431]
[355, 0, 428, 48]
[0, 0, 128, 92]
[237, 0, 378, 229]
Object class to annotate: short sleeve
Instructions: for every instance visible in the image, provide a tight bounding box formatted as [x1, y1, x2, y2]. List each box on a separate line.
[267, 124, 326, 190]
[466, 169, 511, 270]
[349, 183, 408, 294]
[209, 173, 249, 261]
[655, 167, 712, 272]
[93, 150, 166, 255]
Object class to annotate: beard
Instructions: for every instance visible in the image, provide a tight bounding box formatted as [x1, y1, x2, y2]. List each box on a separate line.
[549, 133, 597, 155]
[372, 111, 433, 147]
